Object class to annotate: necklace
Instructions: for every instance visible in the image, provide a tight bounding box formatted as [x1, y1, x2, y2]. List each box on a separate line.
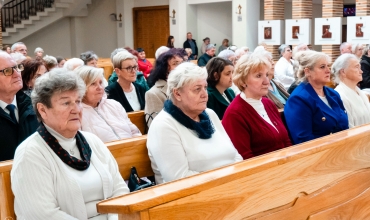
[69, 146, 76, 155]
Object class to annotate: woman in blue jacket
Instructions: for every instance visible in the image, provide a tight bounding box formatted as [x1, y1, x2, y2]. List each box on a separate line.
[284, 50, 348, 144]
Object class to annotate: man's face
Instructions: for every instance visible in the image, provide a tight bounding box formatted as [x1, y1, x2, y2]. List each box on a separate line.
[342, 44, 352, 54]
[207, 48, 216, 57]
[187, 33, 192, 40]
[0, 55, 23, 100]
[14, 44, 27, 56]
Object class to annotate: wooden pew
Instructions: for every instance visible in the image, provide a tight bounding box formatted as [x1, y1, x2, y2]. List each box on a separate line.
[0, 134, 151, 220]
[97, 58, 113, 80]
[97, 124, 370, 219]
[127, 110, 146, 134]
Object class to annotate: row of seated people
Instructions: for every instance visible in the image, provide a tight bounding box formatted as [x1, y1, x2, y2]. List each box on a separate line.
[1, 44, 370, 219]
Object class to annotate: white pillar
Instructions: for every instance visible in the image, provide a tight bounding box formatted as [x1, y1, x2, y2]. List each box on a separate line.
[232, 0, 260, 49]
[116, 0, 134, 48]
[169, 0, 188, 48]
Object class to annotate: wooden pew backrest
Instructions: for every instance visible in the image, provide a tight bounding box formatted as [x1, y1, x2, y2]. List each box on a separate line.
[0, 160, 14, 220]
[127, 111, 146, 134]
[106, 135, 152, 180]
[97, 124, 370, 219]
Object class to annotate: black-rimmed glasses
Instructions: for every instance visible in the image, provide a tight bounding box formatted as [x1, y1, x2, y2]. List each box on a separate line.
[0, 64, 24, 76]
[119, 65, 138, 72]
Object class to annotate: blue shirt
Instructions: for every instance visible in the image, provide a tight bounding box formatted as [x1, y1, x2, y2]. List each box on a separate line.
[188, 40, 196, 55]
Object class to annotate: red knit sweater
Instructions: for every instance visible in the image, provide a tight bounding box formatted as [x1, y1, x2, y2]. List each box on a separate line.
[222, 96, 291, 160]
[138, 59, 153, 79]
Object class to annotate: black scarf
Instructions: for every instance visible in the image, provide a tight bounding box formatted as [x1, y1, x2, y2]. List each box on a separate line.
[164, 100, 215, 139]
[37, 123, 92, 170]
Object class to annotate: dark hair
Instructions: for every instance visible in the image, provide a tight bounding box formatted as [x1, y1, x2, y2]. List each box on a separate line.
[56, 56, 66, 64]
[147, 48, 184, 87]
[124, 47, 139, 58]
[167, 36, 174, 48]
[80, 51, 98, 65]
[2, 45, 10, 51]
[203, 37, 210, 42]
[206, 57, 233, 87]
[136, 47, 144, 53]
[21, 58, 46, 90]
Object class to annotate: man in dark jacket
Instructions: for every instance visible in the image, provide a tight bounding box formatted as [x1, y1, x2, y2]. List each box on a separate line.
[0, 52, 39, 161]
[183, 32, 198, 60]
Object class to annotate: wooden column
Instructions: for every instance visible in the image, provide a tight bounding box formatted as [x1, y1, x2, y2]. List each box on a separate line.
[264, 0, 284, 60]
[322, 0, 343, 62]
[356, 0, 370, 16]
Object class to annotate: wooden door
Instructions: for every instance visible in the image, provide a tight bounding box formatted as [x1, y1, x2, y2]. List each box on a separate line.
[133, 6, 169, 58]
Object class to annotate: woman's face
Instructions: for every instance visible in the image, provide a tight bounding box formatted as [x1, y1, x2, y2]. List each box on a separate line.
[175, 78, 208, 117]
[217, 65, 234, 89]
[86, 59, 98, 67]
[38, 90, 83, 138]
[6, 47, 11, 54]
[306, 58, 331, 86]
[223, 41, 229, 47]
[84, 77, 104, 107]
[171, 38, 175, 43]
[138, 51, 146, 60]
[116, 59, 137, 83]
[205, 39, 210, 45]
[367, 49, 370, 57]
[355, 46, 364, 57]
[282, 47, 292, 60]
[267, 58, 275, 80]
[58, 60, 66, 68]
[167, 56, 183, 72]
[36, 51, 43, 57]
[342, 58, 363, 84]
[244, 66, 270, 99]
[28, 65, 47, 89]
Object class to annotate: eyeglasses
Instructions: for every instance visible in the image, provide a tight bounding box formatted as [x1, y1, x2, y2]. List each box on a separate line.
[0, 64, 24, 76]
[119, 65, 138, 72]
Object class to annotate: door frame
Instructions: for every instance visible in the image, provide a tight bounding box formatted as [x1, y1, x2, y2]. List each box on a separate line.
[133, 5, 169, 51]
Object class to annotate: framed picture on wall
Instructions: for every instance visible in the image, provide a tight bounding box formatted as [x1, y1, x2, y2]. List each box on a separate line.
[264, 27, 272, 39]
[292, 26, 299, 39]
[356, 23, 363, 37]
[322, 25, 332, 38]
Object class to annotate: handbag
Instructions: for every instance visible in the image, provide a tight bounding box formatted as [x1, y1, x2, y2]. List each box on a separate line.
[127, 166, 155, 192]
[144, 112, 158, 133]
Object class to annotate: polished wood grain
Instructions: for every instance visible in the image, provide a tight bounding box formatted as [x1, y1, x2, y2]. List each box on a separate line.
[0, 160, 14, 220]
[106, 135, 153, 180]
[127, 110, 146, 135]
[98, 124, 370, 220]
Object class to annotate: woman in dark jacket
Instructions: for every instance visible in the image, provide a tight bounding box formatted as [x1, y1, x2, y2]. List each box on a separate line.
[206, 57, 235, 119]
[360, 44, 370, 89]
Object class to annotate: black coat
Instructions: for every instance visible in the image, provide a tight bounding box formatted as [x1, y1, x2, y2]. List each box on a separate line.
[0, 91, 39, 161]
[105, 82, 146, 112]
[183, 39, 199, 56]
[360, 55, 370, 89]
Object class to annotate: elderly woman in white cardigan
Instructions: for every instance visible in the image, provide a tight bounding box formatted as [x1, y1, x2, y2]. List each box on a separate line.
[11, 68, 129, 220]
[147, 62, 242, 184]
[75, 66, 141, 143]
[332, 53, 370, 128]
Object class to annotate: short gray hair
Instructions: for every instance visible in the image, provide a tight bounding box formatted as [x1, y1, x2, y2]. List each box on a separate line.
[80, 51, 98, 65]
[294, 50, 331, 82]
[351, 43, 363, 54]
[11, 42, 25, 52]
[206, 44, 216, 51]
[75, 65, 104, 87]
[111, 48, 127, 63]
[167, 62, 207, 101]
[43, 55, 57, 65]
[64, 58, 84, 71]
[31, 68, 86, 121]
[218, 49, 235, 60]
[292, 43, 308, 56]
[112, 51, 137, 69]
[34, 47, 44, 54]
[278, 44, 290, 56]
[340, 42, 351, 52]
[332, 53, 358, 84]
[155, 46, 170, 59]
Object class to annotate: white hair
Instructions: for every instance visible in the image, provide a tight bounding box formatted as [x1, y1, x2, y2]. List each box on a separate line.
[331, 53, 358, 84]
[235, 48, 246, 58]
[111, 48, 127, 63]
[155, 46, 170, 59]
[340, 42, 351, 53]
[11, 42, 25, 52]
[351, 43, 362, 54]
[112, 51, 137, 69]
[239, 46, 249, 52]
[34, 47, 44, 54]
[43, 55, 57, 65]
[63, 58, 84, 71]
[218, 49, 235, 60]
[10, 52, 26, 64]
[167, 62, 207, 101]
[292, 43, 308, 56]
[253, 46, 266, 53]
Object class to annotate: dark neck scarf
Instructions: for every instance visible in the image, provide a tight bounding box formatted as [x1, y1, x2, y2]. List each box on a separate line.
[164, 100, 215, 139]
[37, 123, 92, 170]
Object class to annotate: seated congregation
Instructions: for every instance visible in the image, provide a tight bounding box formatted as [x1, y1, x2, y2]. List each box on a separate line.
[1, 38, 370, 219]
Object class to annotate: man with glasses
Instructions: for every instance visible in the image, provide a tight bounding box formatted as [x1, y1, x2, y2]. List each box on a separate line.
[0, 51, 38, 161]
[11, 42, 28, 56]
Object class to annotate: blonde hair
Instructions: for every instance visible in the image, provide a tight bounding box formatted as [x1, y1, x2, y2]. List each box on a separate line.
[233, 52, 271, 91]
[75, 65, 104, 87]
[112, 51, 137, 69]
[294, 50, 330, 82]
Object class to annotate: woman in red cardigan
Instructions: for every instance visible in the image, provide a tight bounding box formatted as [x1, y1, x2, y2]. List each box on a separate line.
[222, 52, 292, 160]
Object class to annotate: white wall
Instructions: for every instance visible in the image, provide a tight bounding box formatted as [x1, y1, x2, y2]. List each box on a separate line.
[196, 2, 232, 54]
